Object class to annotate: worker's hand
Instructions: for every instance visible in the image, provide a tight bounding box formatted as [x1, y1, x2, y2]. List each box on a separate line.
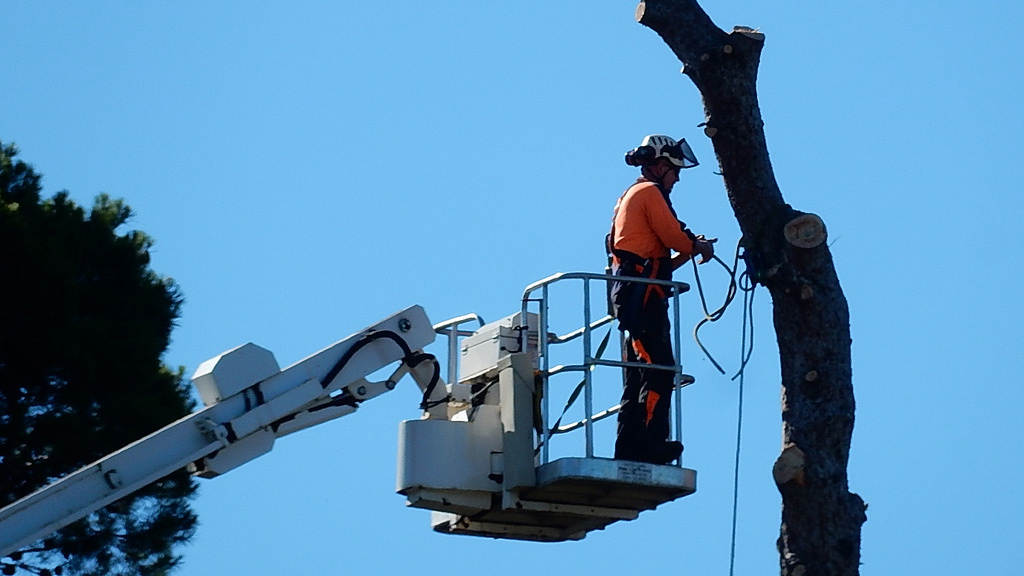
[671, 252, 692, 271]
[694, 236, 717, 264]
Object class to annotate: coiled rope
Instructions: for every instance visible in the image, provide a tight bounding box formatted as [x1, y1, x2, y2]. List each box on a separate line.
[688, 239, 759, 576]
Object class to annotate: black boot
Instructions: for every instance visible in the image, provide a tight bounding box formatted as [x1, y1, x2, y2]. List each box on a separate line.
[615, 434, 683, 464]
[642, 440, 683, 465]
[615, 386, 683, 464]
[616, 440, 683, 465]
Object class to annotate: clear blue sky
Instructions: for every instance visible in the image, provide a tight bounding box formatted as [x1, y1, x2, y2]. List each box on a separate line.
[4, 1, 1023, 574]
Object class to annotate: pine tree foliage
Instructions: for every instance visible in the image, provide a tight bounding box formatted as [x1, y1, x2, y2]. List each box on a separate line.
[0, 142, 198, 576]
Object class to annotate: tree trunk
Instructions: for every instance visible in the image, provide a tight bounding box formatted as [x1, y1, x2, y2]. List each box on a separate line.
[634, 2, 867, 574]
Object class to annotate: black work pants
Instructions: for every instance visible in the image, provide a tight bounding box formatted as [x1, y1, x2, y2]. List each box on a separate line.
[614, 298, 676, 459]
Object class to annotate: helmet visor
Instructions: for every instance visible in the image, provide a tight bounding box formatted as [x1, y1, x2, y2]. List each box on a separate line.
[664, 139, 699, 169]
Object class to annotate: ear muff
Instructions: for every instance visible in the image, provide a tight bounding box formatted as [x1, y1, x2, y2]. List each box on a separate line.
[625, 145, 657, 166]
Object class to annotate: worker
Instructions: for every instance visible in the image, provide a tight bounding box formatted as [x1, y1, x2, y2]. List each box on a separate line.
[607, 134, 715, 465]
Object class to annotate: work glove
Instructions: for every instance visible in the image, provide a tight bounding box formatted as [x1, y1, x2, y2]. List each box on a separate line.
[694, 235, 717, 264]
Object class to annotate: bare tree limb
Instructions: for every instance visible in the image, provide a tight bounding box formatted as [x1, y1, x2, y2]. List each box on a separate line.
[636, 2, 867, 574]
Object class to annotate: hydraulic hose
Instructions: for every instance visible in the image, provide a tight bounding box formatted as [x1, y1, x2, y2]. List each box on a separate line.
[320, 330, 442, 410]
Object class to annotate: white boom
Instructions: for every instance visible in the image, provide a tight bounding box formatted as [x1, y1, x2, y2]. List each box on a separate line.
[0, 305, 437, 557]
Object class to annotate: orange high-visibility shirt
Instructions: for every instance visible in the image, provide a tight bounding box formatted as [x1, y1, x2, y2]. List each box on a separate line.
[612, 181, 695, 260]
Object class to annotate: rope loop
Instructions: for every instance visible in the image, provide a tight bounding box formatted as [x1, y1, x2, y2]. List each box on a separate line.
[685, 238, 761, 576]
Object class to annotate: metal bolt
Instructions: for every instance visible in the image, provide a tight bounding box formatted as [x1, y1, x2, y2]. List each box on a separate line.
[357, 385, 367, 396]
[398, 318, 412, 333]
[103, 469, 122, 489]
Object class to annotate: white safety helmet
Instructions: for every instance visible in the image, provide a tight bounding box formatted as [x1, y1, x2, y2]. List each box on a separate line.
[625, 134, 699, 169]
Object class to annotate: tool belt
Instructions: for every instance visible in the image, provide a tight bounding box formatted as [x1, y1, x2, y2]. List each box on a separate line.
[607, 245, 672, 333]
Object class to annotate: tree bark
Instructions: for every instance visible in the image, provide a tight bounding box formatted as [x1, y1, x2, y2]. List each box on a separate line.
[634, 2, 867, 574]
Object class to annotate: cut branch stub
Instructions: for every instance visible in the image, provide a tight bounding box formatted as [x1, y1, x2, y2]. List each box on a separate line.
[732, 26, 765, 42]
[773, 444, 807, 488]
[784, 213, 826, 249]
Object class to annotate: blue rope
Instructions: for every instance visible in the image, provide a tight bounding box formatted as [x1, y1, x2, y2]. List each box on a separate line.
[729, 273, 756, 576]
[687, 240, 758, 575]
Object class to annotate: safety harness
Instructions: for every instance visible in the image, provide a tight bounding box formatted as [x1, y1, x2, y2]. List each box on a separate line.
[605, 178, 695, 331]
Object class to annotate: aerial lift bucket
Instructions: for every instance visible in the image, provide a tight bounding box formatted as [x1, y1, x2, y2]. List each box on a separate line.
[397, 273, 697, 541]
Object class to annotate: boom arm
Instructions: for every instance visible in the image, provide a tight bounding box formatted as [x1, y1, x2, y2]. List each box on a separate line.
[0, 305, 438, 558]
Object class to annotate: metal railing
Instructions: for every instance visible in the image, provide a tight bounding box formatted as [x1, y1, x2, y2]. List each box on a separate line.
[520, 272, 692, 465]
[433, 313, 486, 388]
